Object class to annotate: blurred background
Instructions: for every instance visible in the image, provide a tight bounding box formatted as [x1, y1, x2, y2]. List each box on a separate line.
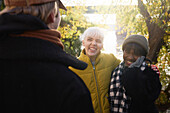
[1, 0, 169, 112]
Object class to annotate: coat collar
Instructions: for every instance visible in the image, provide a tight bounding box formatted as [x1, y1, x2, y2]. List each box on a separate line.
[0, 13, 87, 70]
[79, 49, 101, 66]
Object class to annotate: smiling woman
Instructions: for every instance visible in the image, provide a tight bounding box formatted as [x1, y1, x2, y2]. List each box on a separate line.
[69, 27, 121, 113]
[81, 27, 104, 61]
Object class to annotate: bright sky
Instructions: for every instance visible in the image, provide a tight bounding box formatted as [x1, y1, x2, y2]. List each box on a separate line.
[84, 14, 116, 25]
[62, 0, 138, 6]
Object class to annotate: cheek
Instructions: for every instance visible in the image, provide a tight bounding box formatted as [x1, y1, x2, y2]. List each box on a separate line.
[98, 43, 103, 50]
[123, 51, 126, 60]
[83, 41, 90, 47]
[134, 56, 140, 61]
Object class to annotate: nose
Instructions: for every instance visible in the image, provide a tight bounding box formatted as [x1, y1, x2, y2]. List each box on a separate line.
[91, 40, 97, 45]
[127, 54, 134, 60]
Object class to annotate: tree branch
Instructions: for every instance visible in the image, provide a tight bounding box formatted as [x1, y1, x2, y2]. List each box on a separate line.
[138, 0, 151, 26]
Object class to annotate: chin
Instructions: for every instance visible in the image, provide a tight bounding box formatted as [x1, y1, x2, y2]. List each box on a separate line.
[89, 54, 97, 57]
[124, 62, 130, 67]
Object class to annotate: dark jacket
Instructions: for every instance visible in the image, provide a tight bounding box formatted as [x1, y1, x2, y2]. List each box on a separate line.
[121, 65, 162, 113]
[0, 13, 94, 113]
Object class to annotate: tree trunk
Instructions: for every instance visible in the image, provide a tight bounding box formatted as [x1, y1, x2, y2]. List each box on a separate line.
[147, 23, 165, 63]
[138, 1, 169, 112]
[138, 0, 165, 63]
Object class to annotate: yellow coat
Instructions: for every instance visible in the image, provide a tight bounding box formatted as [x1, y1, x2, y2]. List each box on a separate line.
[70, 50, 120, 113]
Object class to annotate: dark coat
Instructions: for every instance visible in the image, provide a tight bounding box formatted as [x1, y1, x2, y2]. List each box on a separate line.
[121, 66, 162, 113]
[0, 13, 94, 113]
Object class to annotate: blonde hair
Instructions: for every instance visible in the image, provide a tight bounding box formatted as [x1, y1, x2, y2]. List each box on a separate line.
[81, 27, 104, 42]
[0, 1, 58, 24]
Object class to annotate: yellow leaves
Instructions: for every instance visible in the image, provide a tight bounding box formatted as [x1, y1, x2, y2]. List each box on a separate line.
[156, 91, 169, 105]
[162, 20, 166, 24]
[162, 6, 164, 10]
[163, 35, 170, 43]
[168, 38, 170, 43]
[165, 11, 168, 17]
[153, 2, 157, 6]
[150, 19, 153, 23]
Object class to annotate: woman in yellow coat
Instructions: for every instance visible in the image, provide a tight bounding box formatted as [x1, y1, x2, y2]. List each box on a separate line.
[70, 27, 120, 113]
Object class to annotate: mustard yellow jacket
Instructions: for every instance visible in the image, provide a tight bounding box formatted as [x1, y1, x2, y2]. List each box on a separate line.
[70, 50, 120, 113]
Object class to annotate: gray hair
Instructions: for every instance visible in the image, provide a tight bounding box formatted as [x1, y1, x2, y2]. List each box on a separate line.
[81, 27, 104, 42]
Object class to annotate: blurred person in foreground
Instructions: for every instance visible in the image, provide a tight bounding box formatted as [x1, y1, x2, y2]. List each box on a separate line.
[0, 0, 94, 113]
[70, 27, 121, 113]
[109, 35, 162, 113]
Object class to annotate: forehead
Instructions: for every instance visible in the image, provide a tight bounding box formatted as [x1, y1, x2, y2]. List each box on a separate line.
[82, 28, 104, 40]
[85, 33, 103, 41]
[124, 43, 146, 56]
[86, 35, 102, 40]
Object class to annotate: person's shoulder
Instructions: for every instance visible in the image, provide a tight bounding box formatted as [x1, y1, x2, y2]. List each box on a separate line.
[101, 52, 115, 58]
[101, 53, 121, 62]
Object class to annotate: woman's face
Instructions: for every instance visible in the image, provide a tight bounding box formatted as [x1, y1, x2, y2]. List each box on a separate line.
[82, 35, 103, 61]
[123, 49, 141, 67]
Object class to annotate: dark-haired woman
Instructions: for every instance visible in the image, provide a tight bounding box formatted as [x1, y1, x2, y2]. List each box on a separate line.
[109, 35, 161, 113]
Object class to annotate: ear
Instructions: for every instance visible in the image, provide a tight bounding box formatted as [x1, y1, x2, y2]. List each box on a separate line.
[46, 12, 55, 24]
[82, 40, 85, 46]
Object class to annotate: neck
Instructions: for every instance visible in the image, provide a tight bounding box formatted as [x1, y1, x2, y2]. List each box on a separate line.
[90, 56, 96, 62]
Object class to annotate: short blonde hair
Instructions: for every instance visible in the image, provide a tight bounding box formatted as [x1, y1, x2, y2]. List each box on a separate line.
[0, 1, 58, 24]
[81, 27, 104, 42]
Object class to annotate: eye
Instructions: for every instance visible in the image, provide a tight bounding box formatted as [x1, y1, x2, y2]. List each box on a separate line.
[124, 50, 130, 54]
[96, 39, 102, 43]
[87, 37, 93, 41]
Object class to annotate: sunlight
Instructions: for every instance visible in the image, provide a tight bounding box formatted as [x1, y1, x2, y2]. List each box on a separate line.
[62, 0, 113, 6]
[62, 0, 138, 6]
[61, 0, 126, 58]
[84, 14, 116, 25]
[102, 31, 117, 55]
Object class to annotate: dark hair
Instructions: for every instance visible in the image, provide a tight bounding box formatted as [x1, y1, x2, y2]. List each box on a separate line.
[123, 43, 147, 56]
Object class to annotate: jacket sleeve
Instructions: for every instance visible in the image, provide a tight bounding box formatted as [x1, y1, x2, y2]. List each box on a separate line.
[121, 66, 162, 102]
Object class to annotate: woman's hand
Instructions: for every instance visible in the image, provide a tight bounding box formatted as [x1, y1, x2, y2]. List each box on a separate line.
[151, 64, 160, 75]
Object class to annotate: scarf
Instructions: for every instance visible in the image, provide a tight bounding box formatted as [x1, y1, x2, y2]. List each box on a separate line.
[109, 62, 131, 113]
[10, 29, 64, 49]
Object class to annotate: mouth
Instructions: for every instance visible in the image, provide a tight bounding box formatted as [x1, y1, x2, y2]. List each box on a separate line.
[125, 60, 134, 66]
[89, 47, 97, 51]
[90, 48, 96, 50]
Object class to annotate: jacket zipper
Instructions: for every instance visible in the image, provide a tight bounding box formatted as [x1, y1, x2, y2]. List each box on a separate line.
[93, 65, 102, 113]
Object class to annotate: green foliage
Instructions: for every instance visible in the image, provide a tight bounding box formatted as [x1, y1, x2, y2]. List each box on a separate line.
[0, 0, 5, 11]
[156, 36, 170, 111]
[157, 35, 170, 94]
